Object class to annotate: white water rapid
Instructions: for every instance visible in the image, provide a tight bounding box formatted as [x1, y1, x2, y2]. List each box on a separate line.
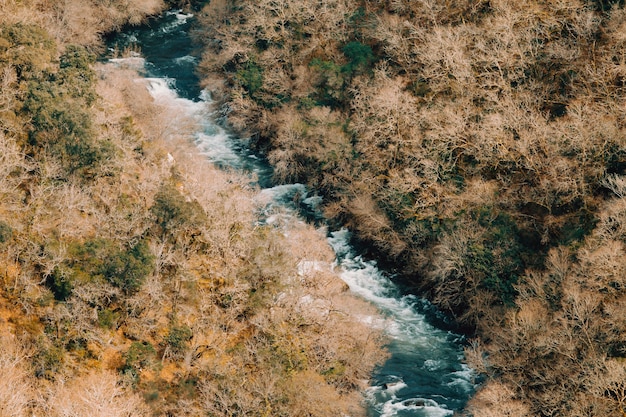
[106, 9, 475, 416]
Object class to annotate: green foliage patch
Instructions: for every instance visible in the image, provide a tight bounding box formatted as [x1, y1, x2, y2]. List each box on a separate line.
[33, 342, 65, 380]
[97, 308, 121, 329]
[48, 265, 74, 301]
[0, 220, 13, 243]
[309, 59, 346, 107]
[341, 41, 375, 75]
[100, 240, 155, 294]
[235, 61, 263, 95]
[22, 44, 114, 178]
[151, 183, 206, 238]
[58, 45, 97, 103]
[46, 238, 154, 300]
[309, 42, 375, 108]
[123, 341, 159, 384]
[165, 324, 193, 357]
[469, 207, 525, 306]
[0, 23, 56, 81]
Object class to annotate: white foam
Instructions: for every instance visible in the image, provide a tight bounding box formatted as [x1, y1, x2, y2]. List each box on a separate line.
[379, 398, 453, 417]
[259, 183, 307, 200]
[146, 77, 176, 97]
[302, 194, 323, 210]
[108, 56, 145, 70]
[199, 88, 212, 102]
[446, 365, 475, 393]
[424, 359, 443, 371]
[329, 230, 449, 342]
[169, 10, 194, 21]
[160, 10, 194, 33]
[146, 77, 203, 110]
[175, 55, 197, 65]
[385, 380, 408, 395]
[256, 184, 308, 212]
[195, 131, 241, 165]
[328, 228, 352, 257]
[143, 78, 210, 136]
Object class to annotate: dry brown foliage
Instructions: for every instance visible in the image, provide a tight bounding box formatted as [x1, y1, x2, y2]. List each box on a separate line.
[43, 371, 150, 417]
[0, 0, 165, 46]
[467, 192, 626, 415]
[0, 337, 31, 417]
[0, 5, 387, 411]
[195, 0, 626, 415]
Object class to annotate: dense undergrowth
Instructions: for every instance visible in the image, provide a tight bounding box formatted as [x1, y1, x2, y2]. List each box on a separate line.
[0, 1, 385, 416]
[194, 0, 626, 415]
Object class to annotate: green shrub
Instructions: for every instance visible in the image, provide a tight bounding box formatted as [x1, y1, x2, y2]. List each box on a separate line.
[58, 44, 97, 104]
[0, 220, 12, 243]
[235, 61, 263, 95]
[151, 183, 206, 236]
[341, 41, 375, 75]
[123, 341, 158, 383]
[0, 23, 55, 81]
[48, 266, 74, 301]
[470, 208, 525, 306]
[25, 80, 93, 140]
[298, 96, 317, 110]
[308, 43, 375, 108]
[22, 44, 110, 178]
[466, 241, 516, 301]
[309, 59, 346, 107]
[33, 343, 65, 380]
[101, 240, 154, 294]
[165, 324, 193, 357]
[76, 238, 154, 294]
[47, 238, 154, 298]
[321, 361, 347, 385]
[97, 308, 120, 329]
[25, 87, 107, 175]
[125, 342, 157, 369]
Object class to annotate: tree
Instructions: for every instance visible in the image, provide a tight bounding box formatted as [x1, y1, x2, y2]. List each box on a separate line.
[0, 337, 31, 417]
[45, 371, 150, 417]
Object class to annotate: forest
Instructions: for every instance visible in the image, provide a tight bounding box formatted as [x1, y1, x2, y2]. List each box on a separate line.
[0, 0, 385, 416]
[4, 0, 626, 415]
[194, 0, 626, 415]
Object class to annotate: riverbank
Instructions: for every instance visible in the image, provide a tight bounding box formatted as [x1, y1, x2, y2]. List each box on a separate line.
[108, 9, 479, 415]
[0, 2, 386, 416]
[192, 1, 626, 415]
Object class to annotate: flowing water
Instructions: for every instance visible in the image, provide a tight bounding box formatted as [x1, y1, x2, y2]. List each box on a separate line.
[105, 10, 474, 416]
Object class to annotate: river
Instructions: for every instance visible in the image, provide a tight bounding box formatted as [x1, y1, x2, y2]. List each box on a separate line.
[105, 9, 474, 417]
